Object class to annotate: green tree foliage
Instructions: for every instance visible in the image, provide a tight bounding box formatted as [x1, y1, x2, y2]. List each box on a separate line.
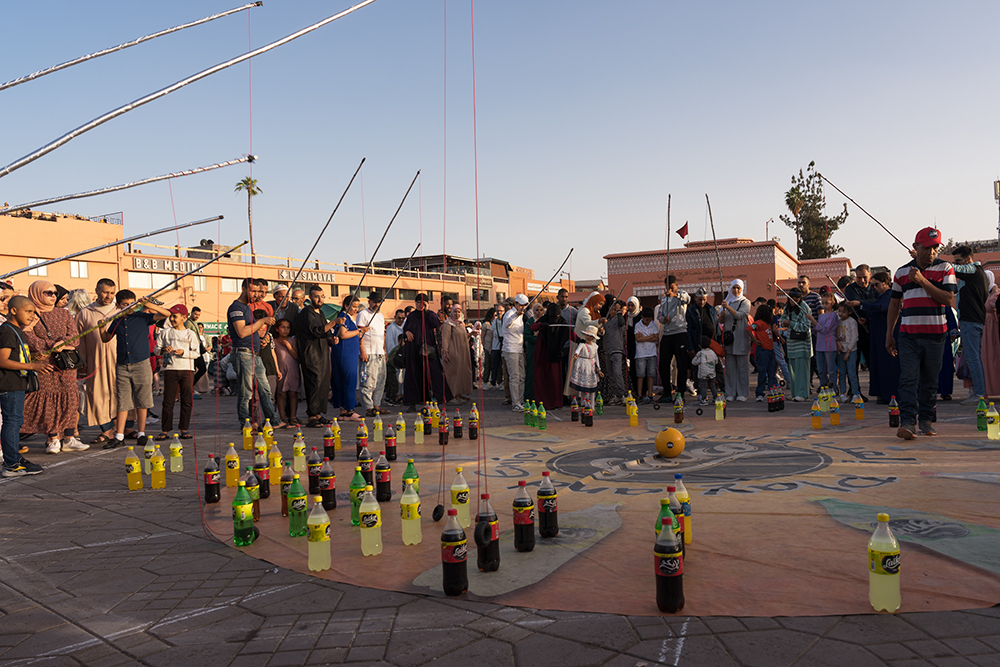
[780, 161, 848, 260]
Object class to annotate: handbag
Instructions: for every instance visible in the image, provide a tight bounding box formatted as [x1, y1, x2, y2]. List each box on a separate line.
[38, 318, 84, 371]
[789, 330, 809, 341]
[723, 331, 734, 346]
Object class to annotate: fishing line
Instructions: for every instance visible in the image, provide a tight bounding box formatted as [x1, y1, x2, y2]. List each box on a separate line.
[817, 173, 909, 251]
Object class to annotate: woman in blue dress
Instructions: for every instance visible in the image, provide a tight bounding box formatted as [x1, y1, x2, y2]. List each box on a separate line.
[860, 271, 900, 404]
[330, 295, 368, 421]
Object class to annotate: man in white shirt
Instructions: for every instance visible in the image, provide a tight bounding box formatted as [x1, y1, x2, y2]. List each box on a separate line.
[385, 309, 406, 403]
[502, 294, 529, 411]
[356, 293, 387, 416]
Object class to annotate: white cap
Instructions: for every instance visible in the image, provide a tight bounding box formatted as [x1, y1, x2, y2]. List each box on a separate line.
[514, 293, 529, 305]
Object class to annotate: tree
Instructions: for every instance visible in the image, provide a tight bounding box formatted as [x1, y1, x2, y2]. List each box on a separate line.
[779, 161, 848, 260]
[234, 176, 262, 258]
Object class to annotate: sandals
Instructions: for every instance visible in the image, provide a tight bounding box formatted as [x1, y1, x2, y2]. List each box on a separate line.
[305, 418, 325, 428]
[18, 445, 28, 454]
[179, 432, 193, 440]
[90, 433, 113, 445]
[124, 430, 139, 440]
[154, 433, 170, 441]
[102, 438, 122, 450]
[340, 411, 362, 422]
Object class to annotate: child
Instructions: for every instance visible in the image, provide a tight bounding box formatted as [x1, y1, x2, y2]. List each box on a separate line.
[153, 304, 200, 440]
[633, 307, 659, 402]
[836, 303, 859, 400]
[273, 318, 301, 426]
[691, 335, 719, 405]
[814, 293, 840, 390]
[101, 290, 171, 448]
[0, 296, 56, 476]
[569, 324, 604, 410]
[746, 305, 776, 401]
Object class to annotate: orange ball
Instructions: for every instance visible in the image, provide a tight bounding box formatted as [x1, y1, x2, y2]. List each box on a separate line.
[655, 428, 685, 458]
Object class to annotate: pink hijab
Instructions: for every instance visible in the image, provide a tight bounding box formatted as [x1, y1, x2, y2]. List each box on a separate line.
[28, 280, 56, 313]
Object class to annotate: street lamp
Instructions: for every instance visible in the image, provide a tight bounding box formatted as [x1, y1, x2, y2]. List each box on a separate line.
[994, 180, 1000, 251]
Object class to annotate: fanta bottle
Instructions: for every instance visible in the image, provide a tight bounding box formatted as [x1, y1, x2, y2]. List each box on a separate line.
[125, 447, 142, 490]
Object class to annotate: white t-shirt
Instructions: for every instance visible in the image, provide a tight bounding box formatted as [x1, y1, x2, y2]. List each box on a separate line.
[385, 321, 404, 353]
[634, 320, 658, 359]
[356, 308, 385, 356]
[501, 308, 524, 353]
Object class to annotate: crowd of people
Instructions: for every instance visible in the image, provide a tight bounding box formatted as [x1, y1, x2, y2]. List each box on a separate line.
[1, 224, 997, 476]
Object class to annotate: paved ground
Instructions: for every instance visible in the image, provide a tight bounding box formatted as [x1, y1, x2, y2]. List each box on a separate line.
[2, 385, 1000, 666]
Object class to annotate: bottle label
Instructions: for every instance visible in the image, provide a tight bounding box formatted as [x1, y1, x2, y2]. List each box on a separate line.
[319, 476, 334, 490]
[170, 445, 182, 457]
[513, 504, 535, 525]
[681, 501, 691, 518]
[538, 493, 558, 513]
[357, 436, 368, 447]
[152, 458, 165, 472]
[441, 538, 468, 563]
[280, 480, 291, 496]
[989, 415, 998, 426]
[126, 461, 140, 475]
[655, 552, 684, 577]
[376, 469, 391, 483]
[489, 518, 499, 540]
[360, 510, 381, 528]
[869, 548, 900, 575]
[890, 408, 899, 415]
[290, 496, 307, 512]
[309, 463, 322, 477]
[144, 448, 154, 459]
[451, 489, 469, 506]
[294, 445, 305, 457]
[226, 458, 239, 470]
[204, 470, 220, 485]
[308, 521, 331, 542]
[248, 486, 259, 501]
[401, 501, 421, 520]
[386, 437, 396, 448]
[397, 423, 405, 433]
[324, 437, 334, 448]
[255, 467, 270, 482]
[233, 503, 253, 521]
[360, 460, 373, 473]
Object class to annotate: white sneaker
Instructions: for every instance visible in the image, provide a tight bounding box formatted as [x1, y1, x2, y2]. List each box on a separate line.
[513, 404, 525, 412]
[147, 415, 160, 424]
[839, 394, 850, 402]
[736, 396, 748, 402]
[62, 437, 90, 452]
[46, 439, 61, 454]
[755, 396, 764, 402]
[686, 379, 697, 394]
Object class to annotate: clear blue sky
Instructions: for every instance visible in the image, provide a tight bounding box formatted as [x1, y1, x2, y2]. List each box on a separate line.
[3, 1, 1000, 283]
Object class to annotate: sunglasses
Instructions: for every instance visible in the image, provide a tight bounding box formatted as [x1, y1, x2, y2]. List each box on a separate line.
[42, 290, 58, 297]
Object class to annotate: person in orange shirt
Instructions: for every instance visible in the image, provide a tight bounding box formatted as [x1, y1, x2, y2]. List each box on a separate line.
[746, 305, 776, 402]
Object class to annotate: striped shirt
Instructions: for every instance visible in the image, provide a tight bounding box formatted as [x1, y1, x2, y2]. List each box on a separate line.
[890, 258, 957, 336]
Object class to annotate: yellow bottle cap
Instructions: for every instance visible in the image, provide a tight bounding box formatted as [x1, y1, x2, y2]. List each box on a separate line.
[877, 513, 889, 522]
[365, 485, 373, 491]
[455, 466, 463, 472]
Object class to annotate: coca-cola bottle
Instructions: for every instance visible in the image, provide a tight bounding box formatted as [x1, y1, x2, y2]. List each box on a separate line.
[384, 425, 397, 462]
[203, 454, 221, 504]
[280, 461, 294, 517]
[254, 448, 270, 500]
[512, 480, 535, 552]
[323, 425, 336, 461]
[654, 517, 684, 613]
[441, 509, 469, 596]
[319, 457, 337, 510]
[537, 471, 559, 538]
[889, 396, 900, 428]
[475, 493, 500, 572]
[358, 446, 374, 486]
[307, 447, 322, 495]
[375, 452, 392, 503]
[453, 409, 463, 440]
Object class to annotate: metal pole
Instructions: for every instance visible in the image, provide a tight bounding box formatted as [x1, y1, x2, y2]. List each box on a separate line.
[525, 248, 574, 311]
[706, 194, 725, 298]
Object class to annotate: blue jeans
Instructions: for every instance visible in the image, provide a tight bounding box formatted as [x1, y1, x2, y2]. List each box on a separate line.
[755, 348, 775, 397]
[836, 350, 859, 395]
[816, 351, 837, 388]
[489, 349, 503, 385]
[897, 334, 946, 428]
[774, 343, 791, 387]
[0, 390, 25, 467]
[960, 321, 986, 397]
[232, 349, 278, 426]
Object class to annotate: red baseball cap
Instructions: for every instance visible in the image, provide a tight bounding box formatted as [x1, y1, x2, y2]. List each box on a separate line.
[169, 304, 188, 316]
[914, 227, 942, 247]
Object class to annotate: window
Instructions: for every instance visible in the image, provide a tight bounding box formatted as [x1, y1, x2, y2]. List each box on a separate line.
[128, 272, 152, 290]
[398, 289, 418, 301]
[471, 288, 491, 302]
[193, 276, 207, 292]
[495, 292, 506, 303]
[221, 278, 240, 293]
[70, 261, 88, 279]
[27, 258, 47, 276]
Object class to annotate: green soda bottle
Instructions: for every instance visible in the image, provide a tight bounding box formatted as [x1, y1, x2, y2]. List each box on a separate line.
[654, 497, 678, 538]
[287, 474, 308, 537]
[595, 392, 604, 416]
[233, 481, 255, 547]
[977, 397, 988, 432]
[537, 403, 547, 430]
[350, 466, 367, 526]
[402, 458, 419, 495]
[530, 401, 538, 427]
[523, 401, 532, 426]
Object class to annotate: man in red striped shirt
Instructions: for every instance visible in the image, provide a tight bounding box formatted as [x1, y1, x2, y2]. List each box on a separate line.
[886, 227, 957, 439]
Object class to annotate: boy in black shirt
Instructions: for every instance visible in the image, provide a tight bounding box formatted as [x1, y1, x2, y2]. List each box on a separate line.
[1, 296, 56, 477]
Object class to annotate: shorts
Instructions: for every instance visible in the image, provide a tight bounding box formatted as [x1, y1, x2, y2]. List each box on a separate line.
[116, 361, 154, 412]
[635, 356, 657, 378]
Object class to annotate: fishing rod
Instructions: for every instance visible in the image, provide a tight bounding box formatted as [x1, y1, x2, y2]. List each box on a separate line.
[0, 3, 262, 92]
[276, 157, 366, 311]
[525, 248, 574, 312]
[767, 279, 812, 317]
[824, 274, 870, 333]
[816, 173, 909, 251]
[0, 156, 255, 214]
[665, 194, 671, 278]
[705, 194, 726, 298]
[0, 0, 378, 179]
[358, 242, 421, 341]
[0, 215, 222, 281]
[348, 169, 421, 305]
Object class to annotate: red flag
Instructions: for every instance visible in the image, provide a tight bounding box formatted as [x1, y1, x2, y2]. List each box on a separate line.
[676, 222, 689, 239]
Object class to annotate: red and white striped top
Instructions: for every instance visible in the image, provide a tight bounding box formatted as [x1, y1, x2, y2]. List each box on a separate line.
[890, 258, 957, 336]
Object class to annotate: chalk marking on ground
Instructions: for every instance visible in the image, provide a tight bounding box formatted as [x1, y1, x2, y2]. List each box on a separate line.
[0, 447, 116, 485]
[6, 531, 180, 561]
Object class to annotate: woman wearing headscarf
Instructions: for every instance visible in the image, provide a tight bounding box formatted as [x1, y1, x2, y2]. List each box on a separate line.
[531, 302, 569, 409]
[523, 302, 544, 401]
[565, 292, 604, 396]
[780, 287, 818, 402]
[625, 296, 640, 398]
[441, 305, 473, 402]
[21, 281, 87, 454]
[982, 271, 1000, 397]
[720, 279, 752, 401]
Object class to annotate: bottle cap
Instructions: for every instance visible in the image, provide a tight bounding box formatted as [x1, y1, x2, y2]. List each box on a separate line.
[380, 451, 385, 455]
[448, 509, 457, 516]
[365, 485, 373, 491]
[355, 466, 361, 471]
[456, 466, 463, 472]
[174, 433, 179, 437]
[674, 473, 682, 479]
[323, 457, 329, 461]
[403, 478, 412, 483]
[408, 458, 414, 462]
[661, 517, 670, 525]
[667, 486, 676, 492]
[128, 446, 134, 450]
[482, 493, 490, 499]
[661, 498, 669, 505]
[542, 471, 550, 477]
[877, 513, 890, 522]
[293, 474, 300, 479]
[239, 481, 246, 486]
[518, 480, 527, 487]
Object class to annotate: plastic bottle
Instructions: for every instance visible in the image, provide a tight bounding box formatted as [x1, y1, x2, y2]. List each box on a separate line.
[868, 512, 901, 612]
[203, 454, 220, 502]
[233, 481, 255, 547]
[529, 401, 538, 428]
[414, 416, 425, 444]
[280, 462, 293, 517]
[292, 433, 306, 472]
[126, 446, 143, 490]
[358, 446, 374, 486]
[402, 458, 419, 494]
[441, 508, 469, 595]
[655, 497, 677, 539]
[359, 485, 383, 556]
[537, 471, 559, 538]
[654, 517, 684, 613]
[332, 418, 342, 450]
[243, 466, 260, 521]
[443, 466, 469, 528]
[169, 434, 183, 473]
[319, 457, 336, 510]
[469, 404, 480, 440]
[151, 446, 166, 489]
[262, 419, 274, 448]
[513, 480, 535, 552]
[269, 440, 283, 486]
[830, 396, 841, 426]
[811, 399, 822, 430]
[287, 474, 308, 537]
[396, 413, 407, 445]
[430, 403, 440, 429]
[400, 478, 422, 545]
[673, 473, 692, 544]
[715, 394, 725, 421]
[307, 447, 322, 495]
[254, 447, 270, 499]
[453, 409, 463, 440]
[537, 403, 547, 430]
[977, 397, 988, 432]
[423, 409, 432, 441]
[584, 399, 595, 427]
[988, 403, 1000, 441]
[570, 396, 579, 422]
[854, 394, 865, 420]
[254, 431, 267, 458]
[323, 425, 336, 460]
[475, 492, 500, 572]
[667, 485, 685, 550]
[356, 422, 368, 458]
[307, 496, 331, 571]
[819, 386, 831, 413]
[385, 425, 397, 461]
[143, 436, 156, 475]
[629, 397, 638, 427]
[437, 418, 448, 446]
[595, 392, 604, 416]
[373, 413, 384, 443]
[375, 451, 392, 502]
[889, 396, 900, 428]
[349, 466, 366, 526]
[224, 444, 240, 487]
[242, 419, 253, 451]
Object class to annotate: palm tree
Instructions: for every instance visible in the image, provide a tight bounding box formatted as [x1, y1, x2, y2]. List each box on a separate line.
[235, 176, 262, 259]
[784, 185, 804, 260]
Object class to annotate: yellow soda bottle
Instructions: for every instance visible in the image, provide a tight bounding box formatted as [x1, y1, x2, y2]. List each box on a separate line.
[854, 394, 865, 420]
[811, 399, 822, 430]
[450, 466, 471, 528]
[715, 394, 725, 421]
[225, 444, 240, 487]
[673, 473, 691, 544]
[332, 418, 342, 450]
[169, 434, 183, 473]
[269, 440, 283, 483]
[988, 403, 1000, 441]
[629, 398, 639, 427]
[293, 432, 306, 472]
[431, 403, 440, 429]
[359, 486, 383, 556]
[262, 419, 274, 448]
[151, 446, 166, 489]
[125, 446, 143, 490]
[373, 413, 384, 443]
[242, 419, 253, 451]
[869, 513, 901, 612]
[414, 415, 424, 444]
[254, 431, 266, 458]
[307, 496, 332, 571]
[830, 396, 840, 426]
[396, 413, 407, 445]
[400, 478, 422, 545]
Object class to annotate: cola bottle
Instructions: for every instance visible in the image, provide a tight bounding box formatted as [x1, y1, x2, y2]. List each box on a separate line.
[438, 421, 449, 447]
[537, 471, 559, 538]
[323, 425, 336, 461]
[512, 480, 535, 552]
[280, 461, 294, 517]
[570, 396, 579, 422]
[468, 405, 479, 440]
[385, 425, 397, 462]
[453, 409, 463, 440]
[476, 493, 501, 572]
[441, 509, 469, 596]
[375, 451, 392, 503]
[356, 422, 368, 458]
[358, 446, 374, 486]
[204, 454, 221, 504]
[889, 396, 900, 428]
[654, 517, 685, 613]
[307, 447, 322, 495]
[319, 457, 337, 510]
[254, 448, 270, 500]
